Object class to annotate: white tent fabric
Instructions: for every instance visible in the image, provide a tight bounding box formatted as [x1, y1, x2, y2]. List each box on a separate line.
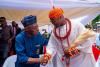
[0, 0, 99, 9]
[73, 12, 100, 25]
[7, 12, 100, 33]
[0, 0, 99, 26]
[0, 7, 99, 26]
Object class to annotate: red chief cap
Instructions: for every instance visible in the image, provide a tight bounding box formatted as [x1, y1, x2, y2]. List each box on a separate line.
[49, 7, 64, 19]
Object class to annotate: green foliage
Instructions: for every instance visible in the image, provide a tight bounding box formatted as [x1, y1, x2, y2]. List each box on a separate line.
[92, 14, 100, 26]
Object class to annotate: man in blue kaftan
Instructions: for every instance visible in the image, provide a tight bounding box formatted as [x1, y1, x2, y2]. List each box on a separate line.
[15, 15, 48, 67]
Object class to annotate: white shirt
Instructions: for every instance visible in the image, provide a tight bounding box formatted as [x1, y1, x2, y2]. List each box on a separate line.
[46, 20, 96, 67]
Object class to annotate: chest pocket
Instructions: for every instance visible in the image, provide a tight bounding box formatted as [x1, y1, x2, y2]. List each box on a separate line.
[32, 43, 41, 55]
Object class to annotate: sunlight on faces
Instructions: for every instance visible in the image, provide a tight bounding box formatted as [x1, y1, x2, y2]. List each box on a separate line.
[24, 23, 39, 35]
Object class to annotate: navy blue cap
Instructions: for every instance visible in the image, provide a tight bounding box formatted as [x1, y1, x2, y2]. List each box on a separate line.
[21, 15, 37, 27]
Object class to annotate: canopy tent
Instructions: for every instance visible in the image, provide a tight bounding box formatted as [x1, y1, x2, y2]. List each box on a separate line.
[0, 0, 100, 26]
[0, 0, 100, 9]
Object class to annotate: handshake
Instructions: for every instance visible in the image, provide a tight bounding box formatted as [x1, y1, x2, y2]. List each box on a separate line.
[40, 53, 51, 66]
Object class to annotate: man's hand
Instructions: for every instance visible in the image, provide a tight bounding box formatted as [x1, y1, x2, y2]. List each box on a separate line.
[64, 47, 80, 58]
[40, 53, 51, 66]
[40, 56, 48, 66]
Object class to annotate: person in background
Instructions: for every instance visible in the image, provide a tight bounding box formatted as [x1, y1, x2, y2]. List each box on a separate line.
[9, 21, 17, 55]
[96, 33, 100, 50]
[0, 17, 12, 67]
[42, 29, 50, 41]
[95, 32, 100, 67]
[15, 24, 21, 35]
[12, 21, 17, 36]
[43, 7, 96, 67]
[15, 15, 48, 67]
[9, 21, 22, 55]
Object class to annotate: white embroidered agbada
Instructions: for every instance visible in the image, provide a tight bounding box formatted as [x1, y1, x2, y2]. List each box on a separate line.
[46, 20, 96, 67]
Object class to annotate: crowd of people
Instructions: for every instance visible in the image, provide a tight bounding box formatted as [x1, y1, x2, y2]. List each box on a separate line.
[0, 7, 100, 67]
[0, 17, 21, 66]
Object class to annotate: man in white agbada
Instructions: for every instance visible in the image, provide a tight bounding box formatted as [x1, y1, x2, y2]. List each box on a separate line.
[42, 7, 96, 67]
